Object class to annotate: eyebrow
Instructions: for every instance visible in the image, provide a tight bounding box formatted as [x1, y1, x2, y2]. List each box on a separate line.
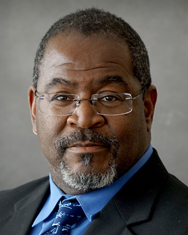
[94, 76, 128, 86]
[45, 77, 72, 89]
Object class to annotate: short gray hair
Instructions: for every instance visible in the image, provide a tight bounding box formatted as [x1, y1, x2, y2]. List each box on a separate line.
[33, 8, 151, 89]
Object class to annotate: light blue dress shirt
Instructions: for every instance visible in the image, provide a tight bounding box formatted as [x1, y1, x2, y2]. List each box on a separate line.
[30, 145, 153, 235]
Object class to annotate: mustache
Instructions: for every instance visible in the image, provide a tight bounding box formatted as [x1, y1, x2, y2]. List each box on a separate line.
[56, 129, 120, 156]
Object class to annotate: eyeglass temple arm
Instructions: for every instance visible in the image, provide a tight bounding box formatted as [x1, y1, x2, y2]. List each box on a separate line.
[34, 90, 38, 97]
[34, 90, 42, 99]
[131, 84, 148, 100]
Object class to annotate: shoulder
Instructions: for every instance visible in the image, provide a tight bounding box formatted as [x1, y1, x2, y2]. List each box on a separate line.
[150, 150, 188, 208]
[0, 176, 49, 210]
[138, 149, 188, 213]
[156, 173, 188, 211]
[147, 174, 188, 233]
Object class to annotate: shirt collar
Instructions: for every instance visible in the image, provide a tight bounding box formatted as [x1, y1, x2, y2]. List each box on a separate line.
[32, 144, 152, 226]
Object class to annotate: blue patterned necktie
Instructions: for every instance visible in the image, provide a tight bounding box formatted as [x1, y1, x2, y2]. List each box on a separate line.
[43, 199, 85, 235]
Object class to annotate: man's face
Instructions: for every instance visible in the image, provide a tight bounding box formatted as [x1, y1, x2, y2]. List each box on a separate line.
[29, 32, 156, 194]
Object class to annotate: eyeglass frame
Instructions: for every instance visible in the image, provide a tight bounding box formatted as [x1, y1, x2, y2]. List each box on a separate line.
[34, 85, 148, 117]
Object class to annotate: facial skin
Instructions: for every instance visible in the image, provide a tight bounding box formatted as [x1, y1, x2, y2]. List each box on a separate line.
[28, 32, 157, 195]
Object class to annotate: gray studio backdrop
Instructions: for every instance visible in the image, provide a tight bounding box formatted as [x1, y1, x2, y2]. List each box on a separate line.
[0, 0, 187, 190]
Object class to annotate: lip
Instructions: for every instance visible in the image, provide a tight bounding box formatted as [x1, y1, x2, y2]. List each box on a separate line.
[66, 142, 107, 153]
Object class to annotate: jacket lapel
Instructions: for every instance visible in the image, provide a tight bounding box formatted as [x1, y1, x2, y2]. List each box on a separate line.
[84, 149, 168, 235]
[84, 198, 134, 235]
[0, 178, 49, 235]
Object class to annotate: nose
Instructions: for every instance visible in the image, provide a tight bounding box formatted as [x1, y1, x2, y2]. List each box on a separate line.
[67, 100, 105, 128]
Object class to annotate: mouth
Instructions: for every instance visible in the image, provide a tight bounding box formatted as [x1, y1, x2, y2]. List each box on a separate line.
[57, 129, 120, 158]
[66, 141, 108, 153]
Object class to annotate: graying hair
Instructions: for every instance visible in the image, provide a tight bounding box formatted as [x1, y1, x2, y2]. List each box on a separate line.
[59, 160, 117, 192]
[33, 8, 151, 89]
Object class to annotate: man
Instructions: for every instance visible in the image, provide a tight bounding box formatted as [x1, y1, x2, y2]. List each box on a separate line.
[0, 8, 188, 235]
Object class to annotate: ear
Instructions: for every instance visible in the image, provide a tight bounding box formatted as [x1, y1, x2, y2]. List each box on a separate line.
[28, 85, 37, 135]
[144, 85, 157, 132]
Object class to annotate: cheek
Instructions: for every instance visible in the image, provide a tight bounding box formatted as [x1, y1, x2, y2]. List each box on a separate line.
[107, 111, 147, 174]
[37, 114, 67, 136]
[108, 115, 137, 142]
[107, 115, 136, 157]
[36, 114, 67, 160]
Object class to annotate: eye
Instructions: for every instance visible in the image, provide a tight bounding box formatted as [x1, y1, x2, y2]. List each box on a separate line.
[102, 95, 117, 102]
[51, 94, 74, 102]
[100, 94, 124, 102]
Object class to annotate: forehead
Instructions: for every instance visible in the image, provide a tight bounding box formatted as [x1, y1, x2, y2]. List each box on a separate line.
[38, 32, 139, 91]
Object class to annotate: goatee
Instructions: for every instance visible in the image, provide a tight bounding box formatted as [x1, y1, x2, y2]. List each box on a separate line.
[54, 129, 120, 192]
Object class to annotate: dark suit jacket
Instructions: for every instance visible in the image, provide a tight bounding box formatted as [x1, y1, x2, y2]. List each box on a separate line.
[0, 149, 188, 235]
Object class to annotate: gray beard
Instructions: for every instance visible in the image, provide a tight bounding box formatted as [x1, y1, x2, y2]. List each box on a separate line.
[55, 129, 119, 192]
[59, 153, 117, 192]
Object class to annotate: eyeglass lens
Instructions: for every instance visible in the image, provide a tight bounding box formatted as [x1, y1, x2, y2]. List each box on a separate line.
[38, 93, 133, 116]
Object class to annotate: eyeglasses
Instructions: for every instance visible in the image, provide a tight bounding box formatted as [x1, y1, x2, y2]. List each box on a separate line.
[34, 86, 146, 117]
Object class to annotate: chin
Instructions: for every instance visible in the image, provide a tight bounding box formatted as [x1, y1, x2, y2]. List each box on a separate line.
[59, 159, 117, 193]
